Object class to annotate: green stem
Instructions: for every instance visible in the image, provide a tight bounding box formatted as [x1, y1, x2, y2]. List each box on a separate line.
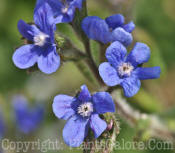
[84, 40, 104, 85]
[70, 1, 104, 86]
[111, 90, 175, 142]
[99, 43, 108, 63]
[75, 61, 95, 83]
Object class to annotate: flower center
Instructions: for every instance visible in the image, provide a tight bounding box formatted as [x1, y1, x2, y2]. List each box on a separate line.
[34, 33, 49, 47]
[61, 7, 68, 14]
[118, 62, 134, 77]
[77, 102, 93, 117]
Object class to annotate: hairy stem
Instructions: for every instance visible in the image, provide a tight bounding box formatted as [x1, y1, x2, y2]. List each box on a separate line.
[111, 90, 175, 142]
[99, 43, 108, 63]
[75, 61, 95, 83]
[70, 0, 104, 86]
[84, 40, 104, 85]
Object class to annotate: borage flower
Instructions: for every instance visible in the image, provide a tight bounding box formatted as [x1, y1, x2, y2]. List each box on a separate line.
[82, 14, 135, 46]
[99, 41, 161, 97]
[52, 85, 115, 147]
[13, 3, 60, 74]
[13, 95, 44, 134]
[35, 0, 85, 23]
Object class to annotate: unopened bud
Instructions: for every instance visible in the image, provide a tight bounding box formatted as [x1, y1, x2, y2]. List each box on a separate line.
[107, 119, 113, 131]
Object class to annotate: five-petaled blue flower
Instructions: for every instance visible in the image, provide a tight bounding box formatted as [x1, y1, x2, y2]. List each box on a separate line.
[13, 3, 60, 74]
[13, 95, 44, 134]
[35, 0, 85, 23]
[99, 41, 161, 97]
[52, 85, 115, 147]
[82, 14, 135, 46]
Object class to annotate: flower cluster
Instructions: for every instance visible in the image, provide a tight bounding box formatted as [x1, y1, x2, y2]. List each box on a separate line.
[12, 0, 161, 148]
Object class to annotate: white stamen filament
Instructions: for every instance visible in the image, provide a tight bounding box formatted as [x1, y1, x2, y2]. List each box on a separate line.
[118, 62, 134, 77]
[77, 102, 93, 117]
[34, 33, 49, 47]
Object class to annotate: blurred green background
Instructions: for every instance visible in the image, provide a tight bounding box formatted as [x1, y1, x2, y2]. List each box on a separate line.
[0, 0, 175, 153]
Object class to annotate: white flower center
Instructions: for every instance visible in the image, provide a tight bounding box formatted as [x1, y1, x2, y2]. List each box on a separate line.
[62, 7, 68, 14]
[34, 33, 49, 47]
[77, 102, 93, 117]
[118, 62, 134, 77]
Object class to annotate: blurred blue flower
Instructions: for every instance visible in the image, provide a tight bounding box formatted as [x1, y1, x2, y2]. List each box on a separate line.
[35, 0, 85, 23]
[99, 41, 161, 97]
[12, 3, 60, 74]
[82, 14, 135, 46]
[52, 85, 115, 147]
[0, 112, 5, 139]
[13, 95, 44, 134]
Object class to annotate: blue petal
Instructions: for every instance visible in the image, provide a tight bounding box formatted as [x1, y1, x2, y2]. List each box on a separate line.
[35, 0, 67, 24]
[34, 2, 56, 37]
[69, 0, 84, 10]
[16, 106, 44, 134]
[135, 67, 161, 80]
[35, 0, 44, 10]
[90, 114, 107, 138]
[13, 44, 40, 69]
[12, 96, 28, 125]
[123, 21, 135, 33]
[111, 27, 133, 46]
[82, 16, 111, 44]
[13, 95, 44, 134]
[66, 7, 75, 21]
[55, 14, 74, 23]
[78, 85, 91, 102]
[120, 75, 141, 97]
[99, 62, 121, 86]
[127, 42, 150, 66]
[63, 115, 89, 147]
[26, 105, 44, 133]
[35, 0, 76, 24]
[54, 15, 64, 24]
[31, 105, 44, 126]
[37, 46, 60, 74]
[105, 14, 124, 29]
[55, 7, 75, 23]
[17, 20, 41, 41]
[52, 95, 75, 120]
[12, 95, 28, 110]
[35, 0, 46, 11]
[106, 41, 127, 68]
[92, 92, 115, 114]
[35, 0, 63, 16]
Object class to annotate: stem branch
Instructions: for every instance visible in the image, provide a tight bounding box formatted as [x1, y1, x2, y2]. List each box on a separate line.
[111, 90, 175, 142]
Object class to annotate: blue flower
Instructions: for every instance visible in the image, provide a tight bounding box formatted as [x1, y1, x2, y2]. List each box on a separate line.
[82, 14, 135, 46]
[52, 85, 115, 147]
[99, 41, 161, 97]
[35, 0, 85, 23]
[0, 112, 5, 139]
[13, 95, 44, 134]
[12, 3, 60, 74]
